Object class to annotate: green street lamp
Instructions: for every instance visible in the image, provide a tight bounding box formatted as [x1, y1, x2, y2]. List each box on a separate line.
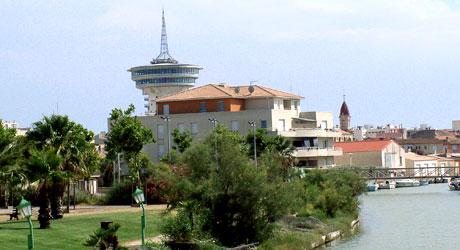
[17, 197, 34, 250]
[132, 187, 146, 246]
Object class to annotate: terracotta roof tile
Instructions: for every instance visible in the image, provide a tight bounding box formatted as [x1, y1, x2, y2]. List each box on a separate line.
[405, 152, 437, 161]
[156, 84, 303, 102]
[334, 140, 399, 153]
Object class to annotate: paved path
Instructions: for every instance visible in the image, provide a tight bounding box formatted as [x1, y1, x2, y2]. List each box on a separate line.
[0, 204, 167, 222]
[122, 235, 165, 247]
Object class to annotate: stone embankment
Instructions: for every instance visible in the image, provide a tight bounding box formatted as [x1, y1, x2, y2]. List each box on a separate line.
[311, 218, 359, 249]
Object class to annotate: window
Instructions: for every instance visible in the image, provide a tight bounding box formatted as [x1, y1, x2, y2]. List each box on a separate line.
[261, 120, 267, 129]
[163, 104, 169, 115]
[178, 123, 185, 133]
[191, 122, 198, 134]
[217, 101, 224, 112]
[400, 156, 403, 166]
[200, 102, 207, 113]
[231, 121, 239, 131]
[453, 145, 458, 151]
[158, 144, 165, 158]
[294, 101, 298, 110]
[433, 146, 438, 153]
[321, 120, 328, 129]
[278, 119, 285, 131]
[157, 124, 164, 139]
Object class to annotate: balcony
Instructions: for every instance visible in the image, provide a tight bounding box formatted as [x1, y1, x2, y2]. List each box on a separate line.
[278, 128, 342, 138]
[293, 147, 343, 158]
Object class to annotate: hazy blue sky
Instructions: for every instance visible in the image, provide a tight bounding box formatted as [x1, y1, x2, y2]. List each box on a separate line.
[2, 0, 460, 133]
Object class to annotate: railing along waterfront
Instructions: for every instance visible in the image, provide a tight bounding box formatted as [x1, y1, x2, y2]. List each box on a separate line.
[341, 166, 460, 180]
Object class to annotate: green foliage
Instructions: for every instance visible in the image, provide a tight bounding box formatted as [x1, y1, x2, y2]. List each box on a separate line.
[161, 209, 194, 242]
[296, 169, 366, 218]
[25, 148, 65, 184]
[166, 126, 294, 247]
[244, 128, 295, 166]
[26, 114, 99, 178]
[106, 104, 155, 160]
[84, 222, 121, 250]
[172, 128, 193, 153]
[62, 189, 106, 205]
[105, 180, 133, 205]
[10, 185, 40, 206]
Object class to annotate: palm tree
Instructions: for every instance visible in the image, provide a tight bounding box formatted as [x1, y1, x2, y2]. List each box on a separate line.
[25, 149, 63, 229]
[0, 126, 25, 208]
[26, 115, 98, 219]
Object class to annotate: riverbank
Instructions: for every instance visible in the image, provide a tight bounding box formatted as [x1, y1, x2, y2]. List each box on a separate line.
[259, 213, 358, 250]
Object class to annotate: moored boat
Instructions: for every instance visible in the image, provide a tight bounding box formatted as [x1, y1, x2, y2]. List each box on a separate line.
[448, 178, 460, 191]
[367, 181, 379, 191]
[419, 180, 429, 186]
[396, 179, 420, 188]
[379, 180, 396, 189]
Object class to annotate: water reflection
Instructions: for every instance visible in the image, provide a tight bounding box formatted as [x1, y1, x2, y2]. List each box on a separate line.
[328, 184, 460, 249]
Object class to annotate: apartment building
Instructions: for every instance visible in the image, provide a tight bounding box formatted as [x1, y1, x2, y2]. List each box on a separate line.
[137, 83, 342, 167]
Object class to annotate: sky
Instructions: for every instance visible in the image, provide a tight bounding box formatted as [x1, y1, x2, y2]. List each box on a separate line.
[2, 0, 460, 133]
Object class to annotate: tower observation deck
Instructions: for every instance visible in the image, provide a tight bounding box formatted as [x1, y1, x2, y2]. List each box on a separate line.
[128, 10, 202, 114]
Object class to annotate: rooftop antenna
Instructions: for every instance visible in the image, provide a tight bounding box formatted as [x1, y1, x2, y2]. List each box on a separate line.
[151, 9, 178, 64]
[250, 80, 258, 86]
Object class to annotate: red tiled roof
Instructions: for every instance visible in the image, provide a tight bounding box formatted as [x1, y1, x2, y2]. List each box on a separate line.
[156, 84, 303, 102]
[334, 140, 400, 153]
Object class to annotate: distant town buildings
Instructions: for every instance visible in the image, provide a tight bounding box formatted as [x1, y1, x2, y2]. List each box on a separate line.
[1, 119, 30, 136]
[334, 140, 405, 168]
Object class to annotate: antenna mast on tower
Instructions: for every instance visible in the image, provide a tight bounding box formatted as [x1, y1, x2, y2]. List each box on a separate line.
[151, 9, 178, 64]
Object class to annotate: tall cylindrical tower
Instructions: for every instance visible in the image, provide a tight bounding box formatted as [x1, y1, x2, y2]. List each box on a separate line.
[128, 10, 202, 114]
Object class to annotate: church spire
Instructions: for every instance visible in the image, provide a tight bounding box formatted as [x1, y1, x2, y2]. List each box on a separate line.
[151, 9, 178, 64]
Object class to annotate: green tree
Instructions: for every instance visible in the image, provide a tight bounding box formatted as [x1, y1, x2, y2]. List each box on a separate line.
[24, 149, 64, 228]
[244, 128, 270, 159]
[165, 126, 293, 247]
[106, 104, 155, 182]
[171, 128, 193, 153]
[26, 114, 99, 219]
[0, 126, 25, 208]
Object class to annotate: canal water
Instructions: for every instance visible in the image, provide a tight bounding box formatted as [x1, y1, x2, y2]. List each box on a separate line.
[328, 183, 460, 249]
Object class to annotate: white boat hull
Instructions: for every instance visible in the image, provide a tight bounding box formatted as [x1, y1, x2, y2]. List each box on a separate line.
[396, 179, 420, 188]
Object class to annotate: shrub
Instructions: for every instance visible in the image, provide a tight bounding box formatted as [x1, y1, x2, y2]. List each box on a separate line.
[63, 189, 106, 205]
[105, 180, 133, 205]
[161, 209, 194, 242]
[297, 168, 366, 219]
[165, 127, 294, 247]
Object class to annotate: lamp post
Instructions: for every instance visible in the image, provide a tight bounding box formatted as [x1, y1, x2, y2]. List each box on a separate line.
[17, 197, 34, 250]
[208, 118, 218, 158]
[248, 122, 257, 167]
[132, 188, 146, 246]
[161, 116, 171, 162]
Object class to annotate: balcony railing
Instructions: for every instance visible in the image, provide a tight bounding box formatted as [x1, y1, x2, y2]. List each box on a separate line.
[293, 146, 343, 157]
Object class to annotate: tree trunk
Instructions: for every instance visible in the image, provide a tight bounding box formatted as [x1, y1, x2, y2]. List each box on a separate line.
[38, 183, 51, 229]
[50, 182, 65, 219]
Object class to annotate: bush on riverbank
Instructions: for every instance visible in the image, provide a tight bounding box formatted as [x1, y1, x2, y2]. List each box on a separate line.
[161, 127, 295, 247]
[295, 169, 367, 219]
[158, 126, 366, 249]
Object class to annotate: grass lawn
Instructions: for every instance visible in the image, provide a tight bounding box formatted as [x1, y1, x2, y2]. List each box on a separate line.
[0, 209, 165, 250]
